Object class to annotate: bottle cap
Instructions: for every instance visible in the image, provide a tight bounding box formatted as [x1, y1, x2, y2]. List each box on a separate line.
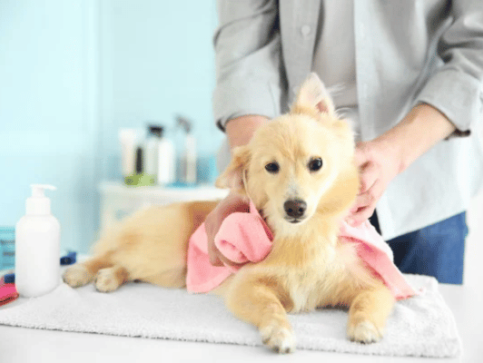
[148, 125, 164, 138]
[26, 184, 56, 215]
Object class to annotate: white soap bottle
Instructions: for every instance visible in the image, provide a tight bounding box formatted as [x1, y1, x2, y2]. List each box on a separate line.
[157, 127, 176, 185]
[183, 132, 197, 184]
[145, 125, 162, 179]
[176, 116, 197, 184]
[15, 184, 61, 298]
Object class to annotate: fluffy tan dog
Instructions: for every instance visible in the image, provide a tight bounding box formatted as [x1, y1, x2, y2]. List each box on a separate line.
[63, 74, 395, 353]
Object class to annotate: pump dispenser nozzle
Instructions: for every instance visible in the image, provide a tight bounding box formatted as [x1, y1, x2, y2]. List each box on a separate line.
[26, 184, 57, 215]
[31, 184, 56, 197]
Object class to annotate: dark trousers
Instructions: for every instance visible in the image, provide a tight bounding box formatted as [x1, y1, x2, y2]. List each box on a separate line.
[369, 212, 467, 284]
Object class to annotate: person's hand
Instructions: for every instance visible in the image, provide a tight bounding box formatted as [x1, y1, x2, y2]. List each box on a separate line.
[345, 104, 457, 227]
[205, 192, 250, 267]
[346, 139, 401, 227]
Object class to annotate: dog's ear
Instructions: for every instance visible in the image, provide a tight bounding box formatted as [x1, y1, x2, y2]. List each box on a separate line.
[291, 73, 335, 117]
[215, 145, 250, 195]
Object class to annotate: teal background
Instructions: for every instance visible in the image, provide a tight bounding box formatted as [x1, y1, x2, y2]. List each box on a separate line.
[0, 0, 223, 253]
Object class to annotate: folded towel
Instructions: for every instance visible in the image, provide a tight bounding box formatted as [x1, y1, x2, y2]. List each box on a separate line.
[186, 201, 273, 292]
[0, 274, 461, 358]
[187, 201, 417, 300]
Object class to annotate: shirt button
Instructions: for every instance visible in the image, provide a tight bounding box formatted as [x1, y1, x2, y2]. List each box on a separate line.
[301, 25, 311, 37]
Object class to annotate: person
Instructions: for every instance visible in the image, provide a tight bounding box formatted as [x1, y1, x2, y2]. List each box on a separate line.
[206, 0, 483, 284]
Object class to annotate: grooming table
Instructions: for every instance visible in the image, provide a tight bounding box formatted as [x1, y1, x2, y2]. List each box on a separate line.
[1, 255, 479, 362]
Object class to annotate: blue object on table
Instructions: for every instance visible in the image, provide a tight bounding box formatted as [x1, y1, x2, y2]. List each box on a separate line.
[0, 227, 15, 269]
[3, 273, 15, 284]
[60, 251, 77, 265]
[168, 181, 197, 188]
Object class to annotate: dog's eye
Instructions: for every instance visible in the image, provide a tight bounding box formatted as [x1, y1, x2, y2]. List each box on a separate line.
[308, 157, 323, 172]
[265, 162, 280, 174]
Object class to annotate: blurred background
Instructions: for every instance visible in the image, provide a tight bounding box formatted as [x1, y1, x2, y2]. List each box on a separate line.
[0, 0, 223, 254]
[0, 0, 482, 287]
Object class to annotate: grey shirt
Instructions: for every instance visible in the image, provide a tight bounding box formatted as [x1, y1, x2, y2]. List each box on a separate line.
[312, 0, 361, 139]
[213, 0, 483, 240]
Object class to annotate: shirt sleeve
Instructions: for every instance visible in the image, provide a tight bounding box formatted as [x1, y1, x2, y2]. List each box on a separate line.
[213, 0, 287, 131]
[414, 0, 483, 138]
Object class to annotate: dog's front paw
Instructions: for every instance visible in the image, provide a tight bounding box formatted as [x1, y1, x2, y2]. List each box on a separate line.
[95, 268, 121, 293]
[260, 322, 296, 354]
[347, 320, 382, 344]
[63, 264, 94, 288]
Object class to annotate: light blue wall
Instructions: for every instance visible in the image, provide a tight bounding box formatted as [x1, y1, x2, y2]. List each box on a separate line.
[0, 1, 223, 253]
[0, 0, 99, 254]
[99, 0, 223, 181]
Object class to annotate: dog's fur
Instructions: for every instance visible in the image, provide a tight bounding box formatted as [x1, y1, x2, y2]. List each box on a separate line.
[63, 74, 395, 353]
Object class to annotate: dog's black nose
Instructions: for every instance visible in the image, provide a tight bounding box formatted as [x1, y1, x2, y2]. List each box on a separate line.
[284, 199, 307, 218]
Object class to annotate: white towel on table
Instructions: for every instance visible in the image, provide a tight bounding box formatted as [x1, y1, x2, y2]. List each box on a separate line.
[0, 274, 461, 358]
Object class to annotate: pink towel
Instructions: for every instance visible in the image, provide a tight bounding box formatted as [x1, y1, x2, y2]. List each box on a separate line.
[339, 222, 417, 300]
[186, 201, 416, 300]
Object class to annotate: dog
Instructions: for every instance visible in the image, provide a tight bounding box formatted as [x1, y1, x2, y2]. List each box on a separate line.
[63, 73, 395, 353]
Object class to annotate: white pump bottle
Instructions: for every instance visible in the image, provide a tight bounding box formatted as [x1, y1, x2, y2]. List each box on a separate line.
[15, 184, 61, 297]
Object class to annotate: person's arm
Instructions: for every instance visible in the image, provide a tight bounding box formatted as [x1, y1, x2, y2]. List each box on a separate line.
[208, 0, 283, 266]
[412, 0, 483, 138]
[347, 104, 455, 226]
[375, 104, 456, 175]
[348, 0, 483, 226]
[213, 0, 286, 132]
